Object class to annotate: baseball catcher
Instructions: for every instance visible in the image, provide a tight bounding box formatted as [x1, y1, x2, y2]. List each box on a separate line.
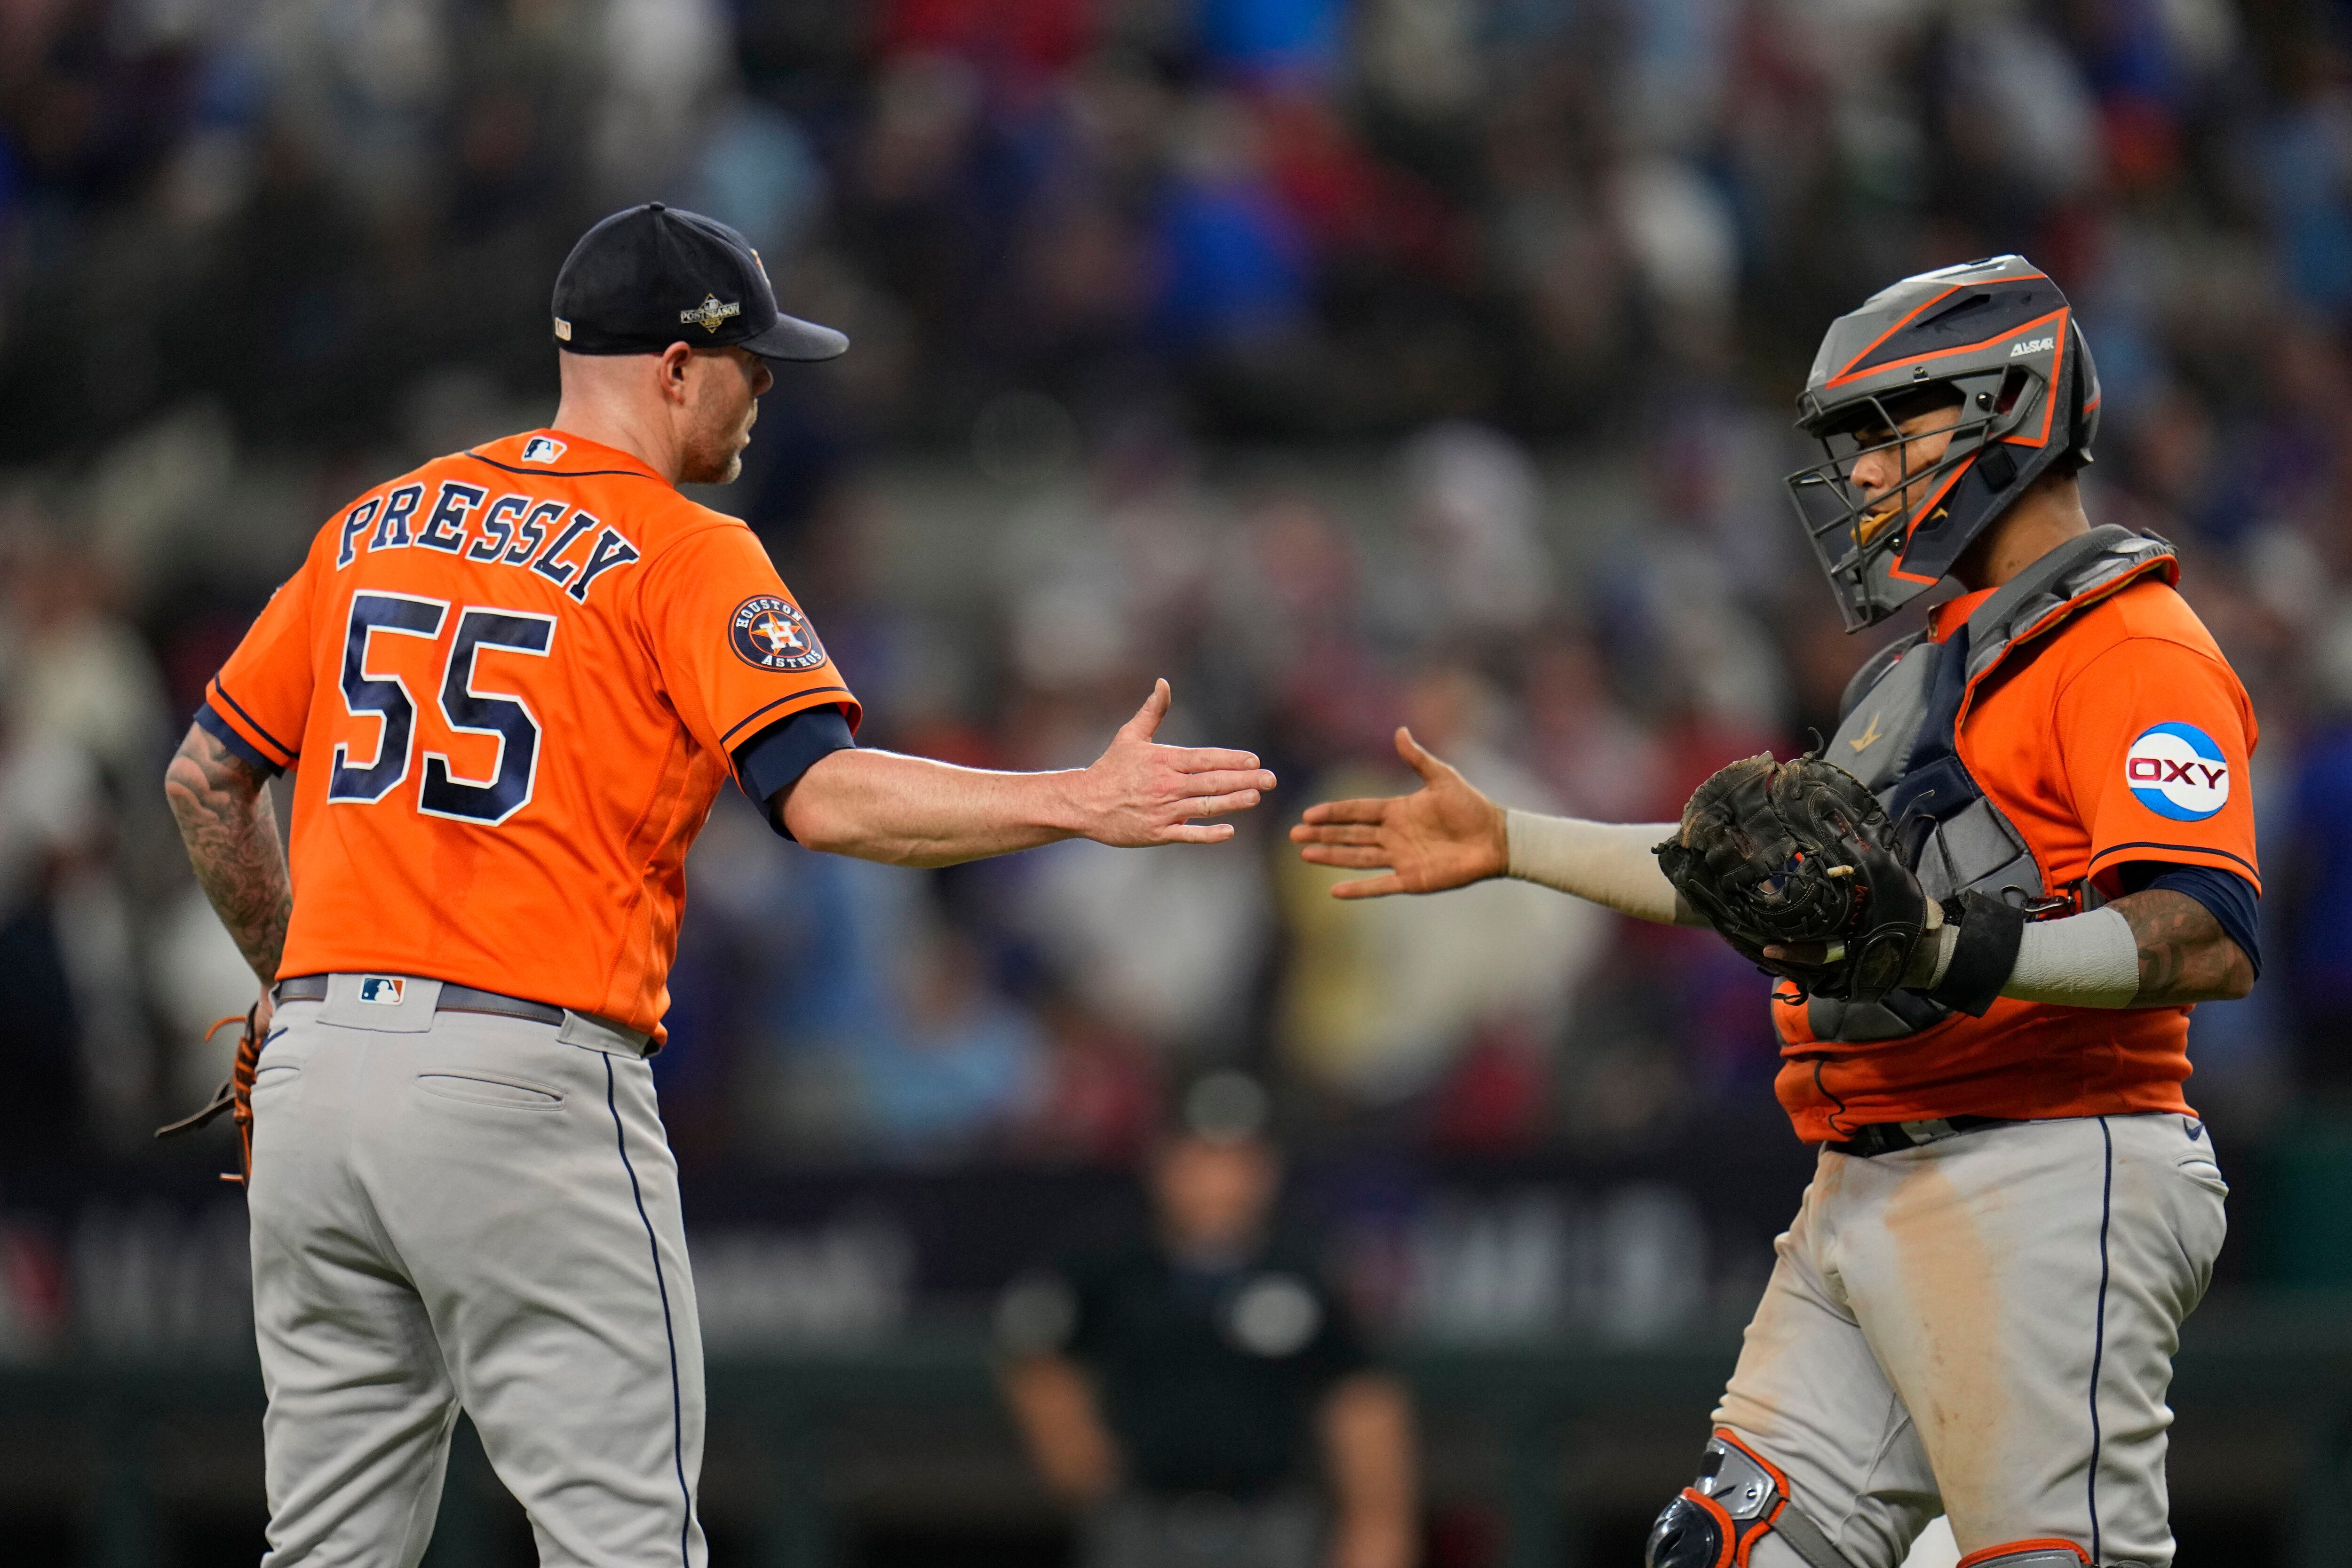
[1295, 256, 2257, 1568]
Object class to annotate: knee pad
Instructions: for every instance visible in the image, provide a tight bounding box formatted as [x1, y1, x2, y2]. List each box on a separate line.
[1955, 1543, 2090, 1567]
[1645, 1429, 1859, 1568]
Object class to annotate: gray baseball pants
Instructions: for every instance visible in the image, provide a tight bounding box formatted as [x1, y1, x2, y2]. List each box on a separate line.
[247, 974, 705, 1567]
[1715, 1113, 2228, 1568]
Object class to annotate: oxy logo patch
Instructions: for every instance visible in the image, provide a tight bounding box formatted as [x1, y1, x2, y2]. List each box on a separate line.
[2125, 722, 2228, 821]
[519, 436, 566, 464]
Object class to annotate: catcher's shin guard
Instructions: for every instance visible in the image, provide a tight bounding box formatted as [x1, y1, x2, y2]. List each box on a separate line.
[1953, 1544, 2090, 1568]
[1646, 1429, 1859, 1568]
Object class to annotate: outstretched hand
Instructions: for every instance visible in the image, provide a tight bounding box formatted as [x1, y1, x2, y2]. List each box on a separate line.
[1289, 727, 1508, 898]
[1074, 679, 1277, 847]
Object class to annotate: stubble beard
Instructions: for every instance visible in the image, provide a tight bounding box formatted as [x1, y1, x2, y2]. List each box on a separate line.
[681, 420, 749, 486]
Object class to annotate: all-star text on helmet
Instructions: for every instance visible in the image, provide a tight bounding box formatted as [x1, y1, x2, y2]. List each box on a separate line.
[1786, 255, 2101, 631]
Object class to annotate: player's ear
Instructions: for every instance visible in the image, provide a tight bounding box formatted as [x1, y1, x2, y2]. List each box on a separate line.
[656, 341, 694, 404]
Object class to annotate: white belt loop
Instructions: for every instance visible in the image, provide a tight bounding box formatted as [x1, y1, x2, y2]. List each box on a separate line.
[556, 1009, 654, 1059]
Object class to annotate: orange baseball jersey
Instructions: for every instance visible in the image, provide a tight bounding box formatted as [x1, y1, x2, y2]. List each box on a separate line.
[1775, 574, 2258, 1141]
[198, 430, 861, 1036]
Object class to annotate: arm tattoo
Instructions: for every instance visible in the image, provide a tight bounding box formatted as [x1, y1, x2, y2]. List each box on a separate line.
[2110, 888, 2253, 1007]
[165, 724, 292, 988]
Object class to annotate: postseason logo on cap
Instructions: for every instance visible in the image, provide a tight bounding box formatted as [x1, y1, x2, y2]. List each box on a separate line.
[682, 294, 741, 334]
[2124, 722, 2229, 821]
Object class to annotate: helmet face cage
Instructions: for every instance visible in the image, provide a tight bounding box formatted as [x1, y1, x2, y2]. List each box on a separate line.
[1781, 257, 2097, 632]
[1785, 364, 2042, 632]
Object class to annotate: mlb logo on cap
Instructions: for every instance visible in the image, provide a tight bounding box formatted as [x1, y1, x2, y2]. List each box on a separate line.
[358, 977, 407, 1005]
[2125, 723, 2229, 822]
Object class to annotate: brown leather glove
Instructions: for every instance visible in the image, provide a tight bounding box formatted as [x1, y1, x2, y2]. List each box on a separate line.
[1655, 752, 1931, 1005]
[154, 1005, 263, 1186]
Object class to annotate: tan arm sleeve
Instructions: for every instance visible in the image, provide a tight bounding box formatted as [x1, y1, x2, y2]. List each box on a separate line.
[1504, 811, 1708, 927]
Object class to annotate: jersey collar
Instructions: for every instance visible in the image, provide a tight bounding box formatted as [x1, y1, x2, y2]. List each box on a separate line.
[477, 429, 671, 484]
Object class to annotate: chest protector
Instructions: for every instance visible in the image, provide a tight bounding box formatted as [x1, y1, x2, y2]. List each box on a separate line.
[1804, 525, 2178, 1043]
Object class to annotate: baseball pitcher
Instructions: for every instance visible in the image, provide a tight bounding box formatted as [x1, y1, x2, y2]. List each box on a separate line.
[1292, 257, 2256, 1568]
[165, 202, 1277, 1568]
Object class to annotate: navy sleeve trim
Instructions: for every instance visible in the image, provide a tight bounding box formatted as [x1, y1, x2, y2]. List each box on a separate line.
[208, 679, 297, 764]
[2145, 865, 2261, 979]
[718, 685, 853, 748]
[732, 705, 856, 836]
[2115, 860, 2261, 979]
[194, 703, 286, 779]
[2089, 840, 2258, 880]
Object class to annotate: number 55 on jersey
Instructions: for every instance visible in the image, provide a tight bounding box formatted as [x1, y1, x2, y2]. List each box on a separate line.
[195, 432, 858, 1036]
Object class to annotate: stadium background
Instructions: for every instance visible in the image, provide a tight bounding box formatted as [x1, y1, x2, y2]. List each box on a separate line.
[3, 0, 2352, 1562]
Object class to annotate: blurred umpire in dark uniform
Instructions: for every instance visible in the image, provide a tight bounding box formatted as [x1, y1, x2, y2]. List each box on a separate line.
[996, 1072, 1418, 1568]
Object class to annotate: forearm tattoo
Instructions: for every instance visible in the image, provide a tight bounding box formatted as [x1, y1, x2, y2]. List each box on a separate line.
[2111, 888, 2251, 1007]
[165, 725, 292, 987]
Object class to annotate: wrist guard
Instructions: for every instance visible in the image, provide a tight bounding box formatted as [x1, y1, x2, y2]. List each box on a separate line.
[1925, 891, 2028, 1018]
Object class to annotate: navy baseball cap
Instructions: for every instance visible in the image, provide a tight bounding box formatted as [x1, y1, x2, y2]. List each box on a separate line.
[551, 203, 848, 361]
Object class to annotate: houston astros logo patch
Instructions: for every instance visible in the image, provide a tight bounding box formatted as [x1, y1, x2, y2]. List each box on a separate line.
[2125, 722, 2228, 821]
[730, 595, 826, 672]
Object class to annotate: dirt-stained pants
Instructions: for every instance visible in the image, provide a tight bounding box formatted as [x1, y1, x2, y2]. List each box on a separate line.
[1713, 1114, 2227, 1568]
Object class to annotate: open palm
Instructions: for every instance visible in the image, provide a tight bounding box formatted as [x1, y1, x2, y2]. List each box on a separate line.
[1288, 727, 1508, 898]
[1079, 679, 1278, 846]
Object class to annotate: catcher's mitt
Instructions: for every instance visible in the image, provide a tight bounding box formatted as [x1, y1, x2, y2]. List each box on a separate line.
[1654, 753, 1930, 1005]
[154, 1006, 262, 1186]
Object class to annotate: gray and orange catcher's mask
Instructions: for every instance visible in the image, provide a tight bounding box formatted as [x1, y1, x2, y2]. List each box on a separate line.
[1786, 255, 2101, 631]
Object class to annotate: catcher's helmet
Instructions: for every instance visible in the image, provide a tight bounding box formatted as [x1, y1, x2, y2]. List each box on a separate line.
[1786, 255, 2100, 631]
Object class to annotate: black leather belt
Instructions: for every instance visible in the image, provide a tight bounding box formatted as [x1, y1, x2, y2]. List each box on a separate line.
[1827, 1115, 2013, 1158]
[275, 974, 565, 1027]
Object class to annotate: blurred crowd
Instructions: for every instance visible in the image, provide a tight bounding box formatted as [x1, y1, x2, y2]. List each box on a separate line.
[1, 0, 2349, 1170]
